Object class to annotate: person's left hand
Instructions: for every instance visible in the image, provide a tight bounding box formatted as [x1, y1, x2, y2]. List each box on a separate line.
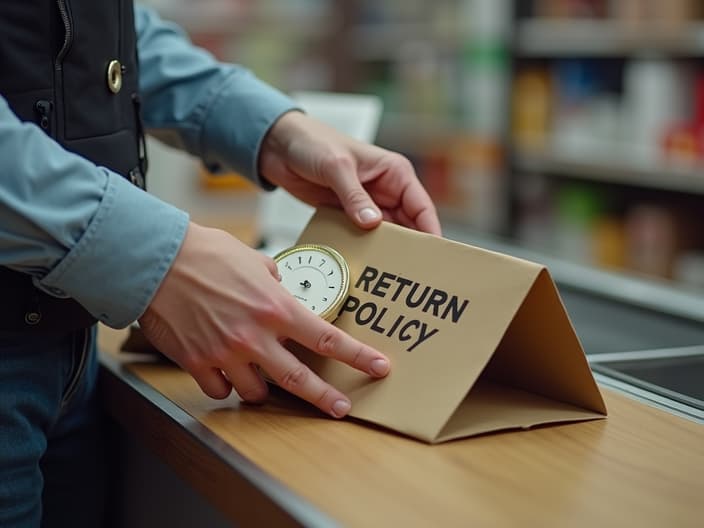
[258, 111, 442, 236]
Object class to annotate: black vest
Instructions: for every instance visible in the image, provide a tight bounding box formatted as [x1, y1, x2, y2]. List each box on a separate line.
[0, 0, 147, 334]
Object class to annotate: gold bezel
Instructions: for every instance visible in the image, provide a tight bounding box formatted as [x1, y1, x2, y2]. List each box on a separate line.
[273, 244, 350, 322]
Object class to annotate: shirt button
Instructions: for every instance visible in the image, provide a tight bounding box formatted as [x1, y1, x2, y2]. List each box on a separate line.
[25, 311, 42, 325]
[48, 287, 66, 297]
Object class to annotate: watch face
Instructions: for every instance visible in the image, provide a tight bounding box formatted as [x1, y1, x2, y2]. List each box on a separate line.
[274, 244, 350, 321]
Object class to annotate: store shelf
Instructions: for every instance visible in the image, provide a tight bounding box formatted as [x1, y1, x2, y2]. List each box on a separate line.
[150, 1, 333, 37]
[345, 23, 462, 60]
[377, 112, 462, 151]
[515, 149, 704, 195]
[516, 19, 704, 57]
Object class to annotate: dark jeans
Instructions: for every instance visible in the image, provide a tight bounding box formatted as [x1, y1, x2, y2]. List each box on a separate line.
[0, 326, 105, 527]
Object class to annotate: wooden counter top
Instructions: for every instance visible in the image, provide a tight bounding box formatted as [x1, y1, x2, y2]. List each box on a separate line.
[98, 326, 704, 528]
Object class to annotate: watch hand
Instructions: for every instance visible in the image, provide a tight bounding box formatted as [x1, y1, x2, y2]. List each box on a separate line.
[300, 280, 312, 289]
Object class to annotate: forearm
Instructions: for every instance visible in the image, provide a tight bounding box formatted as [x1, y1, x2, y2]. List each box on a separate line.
[135, 4, 298, 185]
[0, 96, 188, 328]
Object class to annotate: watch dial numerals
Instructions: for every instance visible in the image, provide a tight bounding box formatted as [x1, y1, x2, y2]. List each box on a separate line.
[275, 245, 348, 320]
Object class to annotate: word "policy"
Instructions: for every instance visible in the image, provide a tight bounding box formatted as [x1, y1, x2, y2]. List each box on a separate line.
[338, 266, 471, 352]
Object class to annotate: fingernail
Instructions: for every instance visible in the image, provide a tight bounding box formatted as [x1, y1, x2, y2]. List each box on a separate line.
[370, 358, 390, 376]
[331, 399, 351, 418]
[358, 207, 380, 223]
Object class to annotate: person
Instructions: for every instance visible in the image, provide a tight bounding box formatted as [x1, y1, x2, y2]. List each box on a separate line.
[0, 2, 440, 527]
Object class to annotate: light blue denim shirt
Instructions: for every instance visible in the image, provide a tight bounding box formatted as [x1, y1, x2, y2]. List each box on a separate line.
[0, 5, 297, 328]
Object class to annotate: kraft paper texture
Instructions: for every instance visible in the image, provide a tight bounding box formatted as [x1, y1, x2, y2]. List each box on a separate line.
[291, 208, 607, 443]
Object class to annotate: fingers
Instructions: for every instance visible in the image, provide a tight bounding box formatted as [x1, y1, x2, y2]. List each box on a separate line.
[322, 155, 382, 229]
[191, 366, 233, 400]
[223, 363, 269, 403]
[402, 186, 442, 235]
[286, 305, 391, 379]
[251, 299, 391, 418]
[390, 200, 442, 237]
[259, 253, 280, 280]
[361, 151, 441, 236]
[258, 337, 353, 418]
[389, 162, 442, 236]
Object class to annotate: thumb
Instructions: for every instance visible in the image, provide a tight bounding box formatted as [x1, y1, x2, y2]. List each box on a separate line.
[325, 157, 381, 229]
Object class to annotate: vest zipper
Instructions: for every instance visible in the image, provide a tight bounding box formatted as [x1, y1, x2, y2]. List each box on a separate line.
[131, 93, 149, 187]
[55, 0, 74, 67]
[35, 100, 53, 132]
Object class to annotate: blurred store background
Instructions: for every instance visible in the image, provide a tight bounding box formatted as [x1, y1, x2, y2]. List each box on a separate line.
[141, 0, 704, 294]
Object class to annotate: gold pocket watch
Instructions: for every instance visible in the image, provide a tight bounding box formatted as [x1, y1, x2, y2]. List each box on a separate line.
[273, 244, 350, 322]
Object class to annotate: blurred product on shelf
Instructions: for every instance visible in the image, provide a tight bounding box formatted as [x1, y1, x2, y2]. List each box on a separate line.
[514, 177, 703, 282]
[460, 39, 509, 137]
[625, 205, 681, 278]
[554, 184, 606, 264]
[626, 201, 701, 281]
[513, 58, 704, 166]
[393, 41, 450, 117]
[624, 59, 693, 163]
[662, 75, 704, 166]
[422, 136, 506, 233]
[611, 0, 702, 33]
[533, 0, 702, 29]
[592, 215, 627, 270]
[198, 167, 257, 192]
[514, 173, 555, 251]
[512, 68, 552, 152]
[551, 59, 611, 158]
[533, 0, 608, 18]
[459, 0, 510, 136]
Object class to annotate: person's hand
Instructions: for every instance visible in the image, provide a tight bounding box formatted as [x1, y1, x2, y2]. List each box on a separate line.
[138, 222, 391, 418]
[259, 111, 442, 236]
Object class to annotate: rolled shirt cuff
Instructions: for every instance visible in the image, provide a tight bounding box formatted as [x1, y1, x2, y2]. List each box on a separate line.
[37, 170, 189, 328]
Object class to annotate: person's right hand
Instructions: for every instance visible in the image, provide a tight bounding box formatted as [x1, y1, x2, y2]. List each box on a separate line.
[138, 221, 390, 418]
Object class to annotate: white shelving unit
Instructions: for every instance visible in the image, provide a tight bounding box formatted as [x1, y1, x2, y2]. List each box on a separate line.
[515, 150, 704, 196]
[516, 18, 704, 57]
[507, 4, 704, 288]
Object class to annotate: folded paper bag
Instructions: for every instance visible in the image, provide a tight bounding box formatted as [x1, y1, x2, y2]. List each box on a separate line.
[289, 208, 607, 443]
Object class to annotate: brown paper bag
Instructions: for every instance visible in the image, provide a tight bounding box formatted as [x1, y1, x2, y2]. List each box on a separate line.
[290, 208, 607, 443]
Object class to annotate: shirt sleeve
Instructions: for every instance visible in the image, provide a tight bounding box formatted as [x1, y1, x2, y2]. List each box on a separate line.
[135, 4, 299, 186]
[0, 95, 189, 328]
[1, 6, 297, 329]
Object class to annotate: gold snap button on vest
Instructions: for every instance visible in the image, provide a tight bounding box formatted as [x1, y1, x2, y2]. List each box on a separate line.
[107, 60, 122, 94]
